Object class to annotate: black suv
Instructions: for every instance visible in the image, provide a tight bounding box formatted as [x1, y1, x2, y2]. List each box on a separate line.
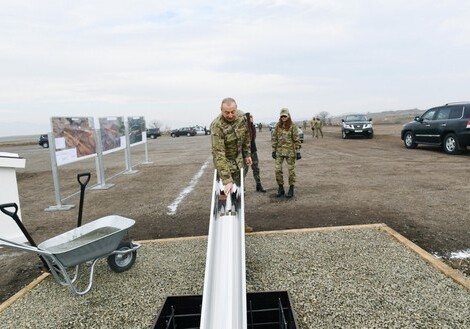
[38, 134, 49, 148]
[401, 102, 470, 154]
[341, 114, 374, 139]
[146, 128, 161, 139]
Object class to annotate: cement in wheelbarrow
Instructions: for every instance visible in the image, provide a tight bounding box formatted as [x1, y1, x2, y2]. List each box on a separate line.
[38, 215, 135, 267]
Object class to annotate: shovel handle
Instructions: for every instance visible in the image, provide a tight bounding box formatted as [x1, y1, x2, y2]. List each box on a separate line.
[0, 203, 50, 271]
[76, 172, 91, 228]
[77, 172, 91, 189]
[0, 203, 18, 219]
[0, 202, 36, 246]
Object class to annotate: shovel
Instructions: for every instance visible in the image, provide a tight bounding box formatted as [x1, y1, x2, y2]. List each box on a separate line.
[76, 172, 91, 228]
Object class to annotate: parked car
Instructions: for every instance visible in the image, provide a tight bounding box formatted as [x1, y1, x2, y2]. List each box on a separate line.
[298, 127, 304, 143]
[146, 128, 161, 139]
[401, 102, 470, 154]
[341, 114, 374, 139]
[192, 125, 210, 135]
[38, 134, 49, 148]
[170, 127, 197, 137]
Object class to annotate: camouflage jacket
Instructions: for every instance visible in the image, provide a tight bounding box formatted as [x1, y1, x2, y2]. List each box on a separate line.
[313, 119, 322, 129]
[272, 123, 301, 157]
[210, 110, 251, 185]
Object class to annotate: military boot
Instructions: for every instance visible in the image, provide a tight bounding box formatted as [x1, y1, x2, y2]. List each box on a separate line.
[286, 185, 294, 198]
[276, 185, 285, 197]
[256, 182, 266, 193]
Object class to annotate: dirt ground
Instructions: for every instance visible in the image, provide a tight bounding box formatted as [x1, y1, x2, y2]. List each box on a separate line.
[1, 124, 469, 304]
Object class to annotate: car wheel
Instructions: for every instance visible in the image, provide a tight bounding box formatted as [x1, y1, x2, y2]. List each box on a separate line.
[187, 132, 191, 137]
[443, 133, 461, 154]
[368, 131, 374, 139]
[171, 133, 176, 137]
[404, 131, 417, 149]
[42, 142, 49, 148]
[149, 134, 156, 139]
[341, 129, 347, 139]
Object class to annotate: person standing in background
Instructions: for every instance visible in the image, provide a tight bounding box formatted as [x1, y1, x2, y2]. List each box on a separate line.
[245, 113, 266, 193]
[310, 117, 315, 137]
[271, 108, 301, 198]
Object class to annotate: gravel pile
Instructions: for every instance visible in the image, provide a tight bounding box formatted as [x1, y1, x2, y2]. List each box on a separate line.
[1, 228, 469, 328]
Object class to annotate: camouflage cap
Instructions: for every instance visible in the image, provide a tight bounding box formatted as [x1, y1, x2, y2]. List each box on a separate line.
[280, 108, 290, 117]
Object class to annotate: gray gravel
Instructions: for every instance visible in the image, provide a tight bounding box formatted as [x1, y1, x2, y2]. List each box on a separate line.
[1, 228, 469, 328]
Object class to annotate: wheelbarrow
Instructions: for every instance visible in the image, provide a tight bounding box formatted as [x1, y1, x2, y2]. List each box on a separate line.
[0, 174, 141, 296]
[0, 203, 140, 296]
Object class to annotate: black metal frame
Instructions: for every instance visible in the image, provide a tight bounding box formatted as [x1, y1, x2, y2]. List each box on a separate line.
[152, 291, 298, 329]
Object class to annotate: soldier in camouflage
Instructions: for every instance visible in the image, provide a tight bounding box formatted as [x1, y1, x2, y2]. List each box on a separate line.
[310, 117, 315, 137]
[211, 98, 253, 232]
[271, 108, 301, 198]
[211, 98, 252, 194]
[245, 112, 266, 193]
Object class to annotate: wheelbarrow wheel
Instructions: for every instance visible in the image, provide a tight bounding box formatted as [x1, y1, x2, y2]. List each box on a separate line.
[107, 241, 137, 273]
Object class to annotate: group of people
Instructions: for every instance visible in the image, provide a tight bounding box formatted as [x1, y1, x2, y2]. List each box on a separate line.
[210, 97, 301, 205]
[310, 117, 323, 138]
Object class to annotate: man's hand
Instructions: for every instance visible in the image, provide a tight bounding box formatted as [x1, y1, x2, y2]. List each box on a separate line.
[272, 151, 276, 159]
[245, 156, 253, 166]
[223, 182, 233, 196]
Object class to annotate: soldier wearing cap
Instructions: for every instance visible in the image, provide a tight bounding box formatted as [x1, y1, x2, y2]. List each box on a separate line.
[271, 108, 301, 198]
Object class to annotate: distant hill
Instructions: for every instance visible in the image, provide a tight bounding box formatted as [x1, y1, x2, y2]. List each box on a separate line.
[0, 121, 49, 139]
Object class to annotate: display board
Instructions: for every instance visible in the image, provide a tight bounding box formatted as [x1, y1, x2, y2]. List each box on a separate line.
[51, 117, 97, 166]
[128, 116, 146, 145]
[98, 116, 126, 154]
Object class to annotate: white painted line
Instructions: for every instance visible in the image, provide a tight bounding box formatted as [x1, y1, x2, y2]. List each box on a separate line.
[166, 159, 210, 215]
[450, 249, 470, 259]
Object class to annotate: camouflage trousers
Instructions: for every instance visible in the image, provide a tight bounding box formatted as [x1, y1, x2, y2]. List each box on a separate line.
[275, 155, 296, 186]
[245, 152, 261, 184]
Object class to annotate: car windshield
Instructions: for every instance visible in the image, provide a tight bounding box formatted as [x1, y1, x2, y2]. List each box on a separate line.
[345, 115, 368, 122]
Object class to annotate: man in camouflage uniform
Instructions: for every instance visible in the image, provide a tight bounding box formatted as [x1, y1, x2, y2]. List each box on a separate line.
[246, 113, 266, 193]
[211, 98, 253, 231]
[271, 108, 301, 198]
[310, 117, 315, 137]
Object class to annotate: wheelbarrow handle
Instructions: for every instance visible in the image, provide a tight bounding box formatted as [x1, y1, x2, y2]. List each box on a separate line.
[77, 172, 91, 188]
[0, 203, 18, 219]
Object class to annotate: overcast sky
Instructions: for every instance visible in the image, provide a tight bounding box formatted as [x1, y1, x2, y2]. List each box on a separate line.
[1, 0, 469, 137]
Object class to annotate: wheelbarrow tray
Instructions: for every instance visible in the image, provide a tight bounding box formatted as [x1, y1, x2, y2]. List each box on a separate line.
[38, 215, 135, 268]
